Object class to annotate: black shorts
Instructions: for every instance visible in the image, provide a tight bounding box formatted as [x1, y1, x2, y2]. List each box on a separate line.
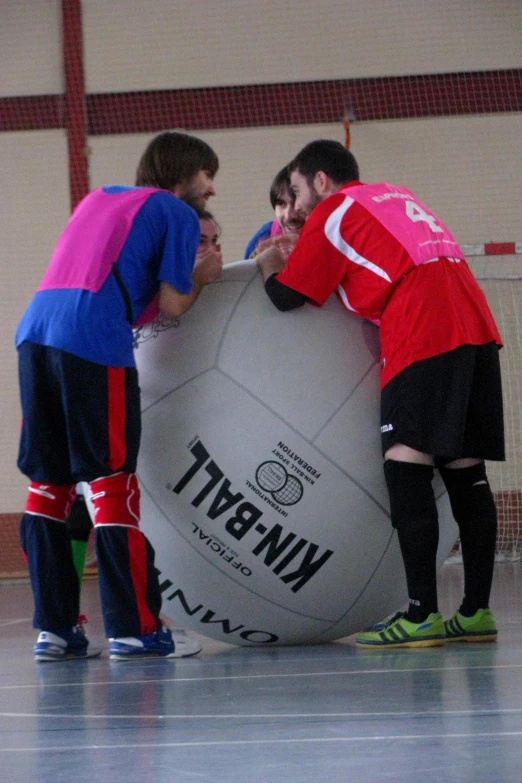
[380, 342, 505, 463]
[17, 342, 141, 484]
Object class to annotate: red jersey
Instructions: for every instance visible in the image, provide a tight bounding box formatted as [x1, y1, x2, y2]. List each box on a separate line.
[277, 181, 502, 388]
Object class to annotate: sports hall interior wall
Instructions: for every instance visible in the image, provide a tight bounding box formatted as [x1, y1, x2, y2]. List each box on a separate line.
[0, 0, 521, 574]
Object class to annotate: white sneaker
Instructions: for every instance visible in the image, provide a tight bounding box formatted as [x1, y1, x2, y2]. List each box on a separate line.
[34, 627, 102, 661]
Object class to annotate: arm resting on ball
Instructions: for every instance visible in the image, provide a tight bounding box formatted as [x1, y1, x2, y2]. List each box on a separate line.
[265, 274, 307, 312]
[158, 249, 223, 319]
[158, 280, 203, 319]
[256, 245, 306, 312]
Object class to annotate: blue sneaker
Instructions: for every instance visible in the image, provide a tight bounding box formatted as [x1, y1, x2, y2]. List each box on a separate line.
[109, 626, 202, 661]
[34, 627, 102, 662]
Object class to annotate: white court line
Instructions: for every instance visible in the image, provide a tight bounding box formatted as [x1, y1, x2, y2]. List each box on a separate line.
[0, 618, 32, 628]
[2, 707, 522, 721]
[2, 662, 522, 691]
[1, 731, 522, 753]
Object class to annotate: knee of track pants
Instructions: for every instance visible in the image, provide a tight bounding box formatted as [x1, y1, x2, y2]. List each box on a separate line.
[89, 472, 140, 528]
[24, 482, 77, 522]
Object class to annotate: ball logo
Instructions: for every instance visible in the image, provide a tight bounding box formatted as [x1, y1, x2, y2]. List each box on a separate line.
[255, 461, 304, 506]
[171, 439, 331, 592]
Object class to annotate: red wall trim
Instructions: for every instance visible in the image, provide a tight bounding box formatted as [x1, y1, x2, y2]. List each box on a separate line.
[0, 95, 64, 130]
[484, 242, 517, 256]
[62, 0, 89, 209]
[1, 69, 521, 135]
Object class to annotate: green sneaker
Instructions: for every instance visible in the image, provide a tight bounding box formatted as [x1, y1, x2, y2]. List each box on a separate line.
[355, 611, 445, 649]
[444, 608, 497, 643]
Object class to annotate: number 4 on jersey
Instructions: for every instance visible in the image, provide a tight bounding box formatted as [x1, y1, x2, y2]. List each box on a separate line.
[405, 200, 443, 233]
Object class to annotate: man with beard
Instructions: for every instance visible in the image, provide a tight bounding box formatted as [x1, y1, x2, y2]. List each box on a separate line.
[17, 131, 222, 661]
[256, 139, 504, 649]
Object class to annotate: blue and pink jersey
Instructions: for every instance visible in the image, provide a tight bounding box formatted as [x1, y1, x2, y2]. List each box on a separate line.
[244, 219, 284, 258]
[16, 186, 200, 367]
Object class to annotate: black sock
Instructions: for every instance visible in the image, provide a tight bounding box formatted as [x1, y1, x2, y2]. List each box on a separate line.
[439, 462, 497, 617]
[384, 460, 439, 623]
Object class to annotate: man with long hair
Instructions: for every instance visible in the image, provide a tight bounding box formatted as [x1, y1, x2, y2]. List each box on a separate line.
[17, 131, 222, 661]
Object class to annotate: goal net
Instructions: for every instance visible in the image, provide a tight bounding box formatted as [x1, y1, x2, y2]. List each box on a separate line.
[475, 271, 522, 560]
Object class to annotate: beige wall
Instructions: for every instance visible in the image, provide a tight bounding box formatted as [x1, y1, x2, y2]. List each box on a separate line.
[1, 0, 521, 511]
[3, 0, 521, 98]
[88, 114, 522, 264]
[82, 0, 522, 91]
[0, 131, 71, 508]
[0, 0, 62, 97]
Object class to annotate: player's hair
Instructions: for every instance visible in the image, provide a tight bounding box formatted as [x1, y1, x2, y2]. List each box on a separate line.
[269, 165, 294, 210]
[289, 140, 359, 186]
[135, 131, 219, 190]
[199, 208, 222, 240]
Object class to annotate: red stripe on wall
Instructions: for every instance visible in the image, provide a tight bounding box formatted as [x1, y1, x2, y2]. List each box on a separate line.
[107, 367, 127, 472]
[61, 0, 89, 209]
[484, 242, 516, 255]
[87, 70, 522, 134]
[0, 95, 64, 130]
[1, 69, 521, 134]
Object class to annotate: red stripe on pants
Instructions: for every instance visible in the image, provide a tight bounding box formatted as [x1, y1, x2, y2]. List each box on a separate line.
[127, 527, 157, 635]
[107, 367, 127, 471]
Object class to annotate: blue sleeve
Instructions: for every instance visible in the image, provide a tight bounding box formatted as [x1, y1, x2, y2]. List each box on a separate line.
[115, 192, 201, 324]
[244, 221, 274, 258]
[153, 193, 200, 293]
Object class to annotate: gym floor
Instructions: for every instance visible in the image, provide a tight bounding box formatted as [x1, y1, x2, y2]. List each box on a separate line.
[1, 562, 521, 783]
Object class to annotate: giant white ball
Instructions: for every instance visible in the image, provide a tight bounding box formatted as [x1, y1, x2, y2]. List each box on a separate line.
[134, 259, 456, 646]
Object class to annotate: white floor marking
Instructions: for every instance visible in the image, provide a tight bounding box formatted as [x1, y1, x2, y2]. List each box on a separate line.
[1, 731, 522, 753]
